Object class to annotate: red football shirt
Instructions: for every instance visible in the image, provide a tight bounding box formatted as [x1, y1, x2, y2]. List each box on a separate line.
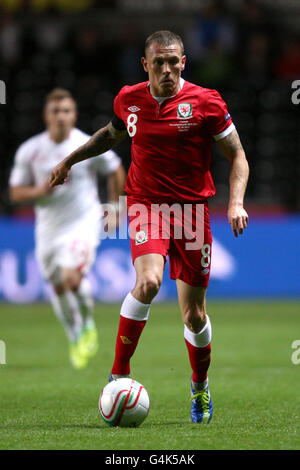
[113, 79, 234, 203]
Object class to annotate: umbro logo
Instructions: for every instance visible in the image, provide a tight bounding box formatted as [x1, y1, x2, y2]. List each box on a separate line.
[128, 106, 140, 112]
[120, 336, 132, 344]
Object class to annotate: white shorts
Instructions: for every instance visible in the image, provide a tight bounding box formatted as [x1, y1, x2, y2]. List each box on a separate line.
[36, 225, 100, 284]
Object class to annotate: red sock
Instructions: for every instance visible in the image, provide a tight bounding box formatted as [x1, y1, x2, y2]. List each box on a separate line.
[111, 315, 146, 375]
[185, 340, 211, 384]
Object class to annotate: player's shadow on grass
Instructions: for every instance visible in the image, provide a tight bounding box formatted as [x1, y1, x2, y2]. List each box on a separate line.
[3, 422, 184, 431]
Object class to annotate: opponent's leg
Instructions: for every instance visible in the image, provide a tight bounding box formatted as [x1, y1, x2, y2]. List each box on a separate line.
[50, 283, 82, 343]
[177, 280, 213, 423]
[60, 268, 98, 360]
[74, 277, 94, 327]
[50, 280, 87, 369]
[61, 270, 92, 322]
[74, 277, 98, 357]
[111, 254, 164, 379]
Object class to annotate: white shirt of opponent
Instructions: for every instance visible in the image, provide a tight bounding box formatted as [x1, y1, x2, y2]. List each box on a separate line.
[9, 128, 121, 245]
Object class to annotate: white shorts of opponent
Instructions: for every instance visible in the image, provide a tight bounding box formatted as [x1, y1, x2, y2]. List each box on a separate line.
[36, 224, 101, 285]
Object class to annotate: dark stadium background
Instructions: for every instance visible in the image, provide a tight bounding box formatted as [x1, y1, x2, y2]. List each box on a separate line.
[1, 0, 300, 212]
[0, 0, 300, 301]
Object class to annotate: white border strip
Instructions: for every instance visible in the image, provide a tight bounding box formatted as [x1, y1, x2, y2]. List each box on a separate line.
[213, 122, 235, 141]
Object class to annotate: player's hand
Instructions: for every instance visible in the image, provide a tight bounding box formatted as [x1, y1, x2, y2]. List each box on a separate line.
[227, 205, 248, 238]
[49, 159, 71, 187]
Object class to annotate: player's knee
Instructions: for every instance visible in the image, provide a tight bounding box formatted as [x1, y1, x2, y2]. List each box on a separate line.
[69, 279, 81, 292]
[61, 270, 81, 292]
[53, 283, 65, 296]
[184, 307, 207, 333]
[135, 272, 162, 303]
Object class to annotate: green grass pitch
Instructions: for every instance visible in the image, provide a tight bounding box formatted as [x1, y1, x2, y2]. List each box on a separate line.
[1, 300, 299, 450]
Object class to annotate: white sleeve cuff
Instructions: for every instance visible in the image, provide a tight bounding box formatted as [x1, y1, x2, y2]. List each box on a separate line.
[213, 123, 235, 141]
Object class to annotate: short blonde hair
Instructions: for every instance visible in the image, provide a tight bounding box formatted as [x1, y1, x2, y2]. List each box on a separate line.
[44, 88, 76, 106]
[145, 30, 184, 56]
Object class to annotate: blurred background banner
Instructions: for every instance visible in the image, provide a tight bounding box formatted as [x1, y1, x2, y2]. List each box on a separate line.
[1, 0, 300, 301]
[0, 215, 299, 302]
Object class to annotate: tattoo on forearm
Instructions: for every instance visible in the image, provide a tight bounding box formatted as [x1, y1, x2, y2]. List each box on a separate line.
[69, 122, 126, 165]
[89, 124, 124, 153]
[221, 129, 244, 155]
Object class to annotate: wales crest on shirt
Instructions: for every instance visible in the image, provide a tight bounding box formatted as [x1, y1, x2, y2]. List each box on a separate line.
[177, 102, 192, 119]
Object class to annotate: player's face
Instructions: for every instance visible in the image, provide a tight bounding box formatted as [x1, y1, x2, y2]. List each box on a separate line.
[44, 98, 77, 138]
[141, 42, 186, 97]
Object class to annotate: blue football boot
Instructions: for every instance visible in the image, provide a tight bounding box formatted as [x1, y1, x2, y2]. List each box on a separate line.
[191, 378, 213, 424]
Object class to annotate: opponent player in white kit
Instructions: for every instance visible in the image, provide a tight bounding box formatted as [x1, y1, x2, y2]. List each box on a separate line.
[9, 88, 125, 369]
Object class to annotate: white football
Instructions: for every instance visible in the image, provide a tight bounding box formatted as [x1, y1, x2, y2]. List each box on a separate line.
[99, 378, 150, 427]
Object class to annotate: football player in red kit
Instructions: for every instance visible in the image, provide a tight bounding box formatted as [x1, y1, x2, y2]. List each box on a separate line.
[49, 30, 249, 424]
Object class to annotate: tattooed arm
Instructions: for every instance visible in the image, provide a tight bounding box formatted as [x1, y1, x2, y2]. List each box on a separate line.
[49, 122, 127, 187]
[216, 128, 249, 237]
